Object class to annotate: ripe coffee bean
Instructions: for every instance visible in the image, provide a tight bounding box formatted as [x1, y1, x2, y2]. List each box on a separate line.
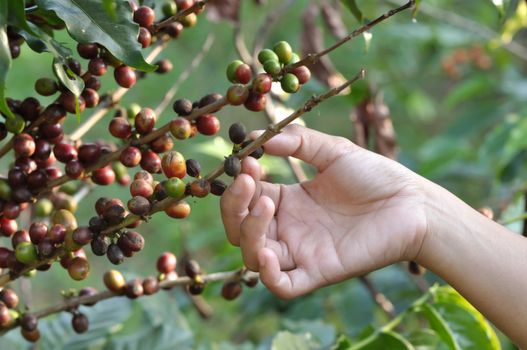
[241, 140, 264, 159]
[157, 252, 177, 274]
[13, 133, 35, 158]
[224, 156, 241, 177]
[138, 150, 160, 174]
[130, 179, 154, 197]
[133, 6, 155, 27]
[15, 156, 37, 174]
[252, 73, 273, 94]
[185, 259, 201, 279]
[68, 257, 90, 281]
[173, 99, 193, 116]
[29, 223, 48, 244]
[91, 166, 116, 185]
[281, 73, 300, 93]
[165, 177, 186, 198]
[118, 231, 144, 252]
[104, 270, 126, 293]
[1, 219, 18, 237]
[12, 187, 31, 204]
[273, 41, 293, 63]
[228, 122, 246, 144]
[142, 277, 160, 295]
[65, 159, 84, 179]
[170, 117, 192, 140]
[67, 58, 82, 75]
[72, 227, 94, 246]
[258, 49, 279, 65]
[198, 93, 223, 112]
[196, 114, 220, 135]
[8, 168, 26, 188]
[150, 132, 174, 153]
[48, 224, 67, 244]
[0, 288, 19, 308]
[0, 303, 10, 327]
[161, 151, 186, 178]
[71, 313, 89, 334]
[210, 179, 227, 196]
[54, 143, 77, 163]
[221, 281, 243, 300]
[35, 77, 58, 96]
[155, 59, 173, 74]
[292, 65, 311, 84]
[235, 63, 252, 84]
[176, 0, 194, 10]
[88, 58, 107, 76]
[21, 329, 40, 343]
[107, 243, 125, 265]
[12, 230, 30, 248]
[3, 203, 19, 220]
[109, 117, 132, 139]
[37, 238, 55, 259]
[226, 60, 243, 83]
[46, 166, 63, 181]
[91, 235, 110, 257]
[77, 43, 99, 59]
[188, 282, 205, 295]
[82, 88, 100, 108]
[134, 170, 154, 184]
[33, 139, 51, 160]
[103, 204, 126, 225]
[60, 249, 86, 269]
[78, 143, 100, 166]
[42, 103, 66, 122]
[40, 123, 63, 141]
[164, 200, 190, 219]
[154, 181, 168, 201]
[226, 84, 249, 106]
[124, 278, 144, 299]
[164, 22, 183, 38]
[127, 196, 151, 215]
[134, 108, 156, 134]
[15, 241, 37, 264]
[185, 159, 201, 178]
[114, 65, 137, 89]
[0, 248, 12, 268]
[20, 314, 38, 332]
[79, 287, 98, 306]
[120, 146, 142, 167]
[137, 27, 152, 48]
[244, 91, 266, 112]
[20, 97, 41, 121]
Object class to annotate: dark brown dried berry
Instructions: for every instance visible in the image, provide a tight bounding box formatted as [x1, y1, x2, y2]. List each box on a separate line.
[117, 231, 144, 252]
[142, 277, 160, 295]
[185, 159, 201, 178]
[72, 227, 94, 246]
[20, 314, 38, 332]
[224, 156, 241, 177]
[221, 281, 243, 300]
[107, 243, 125, 265]
[37, 238, 55, 259]
[228, 122, 246, 144]
[184, 259, 201, 279]
[127, 196, 151, 216]
[210, 179, 227, 196]
[71, 313, 89, 334]
[173, 98, 193, 116]
[189, 178, 210, 198]
[188, 282, 205, 295]
[79, 287, 98, 306]
[124, 278, 144, 299]
[103, 204, 126, 225]
[91, 236, 110, 256]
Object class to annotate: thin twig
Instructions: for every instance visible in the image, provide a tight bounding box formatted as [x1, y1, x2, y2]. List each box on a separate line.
[0, 268, 257, 335]
[154, 34, 215, 117]
[153, 1, 208, 31]
[359, 276, 396, 318]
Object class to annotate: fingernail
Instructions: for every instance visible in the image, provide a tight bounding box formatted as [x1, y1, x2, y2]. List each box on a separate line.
[251, 200, 263, 217]
[229, 179, 243, 194]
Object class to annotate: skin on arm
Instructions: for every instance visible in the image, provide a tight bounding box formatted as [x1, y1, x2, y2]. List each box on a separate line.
[220, 124, 527, 347]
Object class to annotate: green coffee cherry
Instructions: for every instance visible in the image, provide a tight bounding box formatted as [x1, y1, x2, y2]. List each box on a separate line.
[273, 41, 293, 64]
[281, 73, 300, 93]
[35, 198, 53, 217]
[263, 60, 282, 76]
[287, 53, 300, 65]
[258, 49, 279, 65]
[165, 177, 186, 199]
[15, 242, 38, 264]
[162, 1, 177, 16]
[226, 60, 244, 83]
[6, 114, 25, 134]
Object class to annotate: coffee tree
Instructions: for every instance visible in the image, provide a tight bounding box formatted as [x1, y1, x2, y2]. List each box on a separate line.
[0, 0, 522, 348]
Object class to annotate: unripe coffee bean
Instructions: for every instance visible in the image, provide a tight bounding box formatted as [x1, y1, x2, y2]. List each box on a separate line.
[103, 269, 126, 293]
[68, 257, 90, 281]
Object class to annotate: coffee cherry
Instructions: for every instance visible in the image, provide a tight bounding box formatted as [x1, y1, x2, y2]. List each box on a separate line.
[142, 277, 160, 295]
[241, 140, 264, 159]
[0, 288, 19, 308]
[13, 133, 35, 158]
[134, 170, 154, 185]
[263, 60, 281, 76]
[90, 237, 107, 258]
[60, 249, 86, 269]
[124, 278, 144, 299]
[71, 313, 89, 334]
[228, 122, 246, 144]
[65, 159, 85, 179]
[54, 142, 77, 163]
[292, 65, 311, 84]
[114, 65, 137, 88]
[198, 93, 223, 112]
[188, 282, 205, 295]
[226, 84, 249, 106]
[109, 117, 132, 139]
[224, 156, 241, 177]
[103, 204, 126, 225]
[170, 117, 192, 140]
[161, 151, 186, 178]
[47, 224, 66, 244]
[138, 150, 160, 173]
[104, 269, 126, 293]
[21, 328, 40, 343]
[72, 227, 94, 246]
[155, 59, 173, 74]
[133, 6, 155, 28]
[88, 58, 107, 76]
[37, 238, 55, 259]
[273, 41, 293, 64]
[107, 243, 125, 265]
[244, 91, 266, 112]
[252, 73, 273, 94]
[119, 146, 142, 168]
[130, 179, 154, 197]
[29, 223, 48, 245]
[196, 114, 220, 135]
[92, 166, 116, 185]
[153, 181, 168, 201]
[0, 303, 10, 327]
[0, 122, 7, 140]
[226, 60, 244, 83]
[244, 276, 259, 287]
[182, 160, 200, 179]
[156, 252, 177, 274]
[44, 104, 66, 124]
[15, 241, 37, 264]
[164, 22, 183, 38]
[258, 49, 279, 65]
[40, 123, 63, 141]
[67, 58, 82, 75]
[127, 196, 151, 216]
[79, 287, 98, 306]
[20, 314, 38, 332]
[77, 43, 99, 59]
[20, 97, 41, 121]
[164, 200, 190, 219]
[5, 113, 25, 134]
[0, 218, 18, 237]
[235, 63, 252, 84]
[137, 27, 152, 48]
[150, 133, 174, 153]
[85, 76, 101, 91]
[162, 0, 177, 16]
[134, 108, 156, 134]
[165, 177, 186, 198]
[289, 53, 300, 64]
[190, 179, 210, 198]
[82, 88, 100, 108]
[180, 13, 197, 27]
[173, 99, 193, 116]
[68, 257, 90, 281]
[176, 0, 194, 10]
[12, 229, 30, 248]
[185, 259, 201, 279]
[210, 179, 227, 196]
[281, 73, 299, 93]
[35, 77, 58, 96]
[221, 281, 243, 300]
[0, 248, 12, 268]
[118, 231, 144, 253]
[15, 157, 37, 174]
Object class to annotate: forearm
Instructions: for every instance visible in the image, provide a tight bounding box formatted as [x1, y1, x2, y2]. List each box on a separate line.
[416, 180, 527, 347]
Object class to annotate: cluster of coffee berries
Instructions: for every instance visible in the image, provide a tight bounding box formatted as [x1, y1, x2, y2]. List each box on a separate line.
[172, 93, 223, 136]
[221, 274, 259, 301]
[0, 288, 20, 330]
[221, 122, 264, 178]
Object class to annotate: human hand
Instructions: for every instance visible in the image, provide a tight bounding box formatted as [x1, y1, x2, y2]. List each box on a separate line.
[220, 124, 428, 299]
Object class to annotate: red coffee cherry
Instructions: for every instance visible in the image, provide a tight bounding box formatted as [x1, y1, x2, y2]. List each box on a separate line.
[133, 6, 155, 28]
[77, 43, 99, 59]
[176, 0, 194, 10]
[161, 151, 186, 179]
[53, 143, 78, 163]
[164, 200, 191, 219]
[109, 117, 132, 139]
[137, 27, 152, 48]
[244, 91, 266, 112]
[19, 314, 38, 332]
[0, 218, 18, 237]
[33, 139, 51, 160]
[120, 146, 142, 167]
[78, 143, 101, 166]
[134, 170, 154, 185]
[114, 65, 137, 89]
[226, 84, 249, 106]
[124, 278, 144, 299]
[91, 166, 116, 185]
[235, 63, 252, 84]
[157, 252, 177, 274]
[48, 224, 67, 244]
[68, 257, 90, 281]
[155, 59, 173, 74]
[65, 159, 84, 179]
[142, 277, 160, 295]
[84, 76, 101, 91]
[134, 108, 156, 134]
[13, 133, 35, 158]
[252, 73, 273, 94]
[140, 149, 162, 173]
[12, 230, 31, 248]
[170, 118, 192, 140]
[72, 227, 94, 246]
[88, 58, 107, 76]
[130, 179, 154, 198]
[58, 91, 86, 114]
[82, 88, 100, 108]
[0, 288, 19, 308]
[71, 312, 89, 334]
[150, 133, 174, 153]
[20, 97, 41, 121]
[29, 222, 48, 245]
[292, 65, 311, 84]
[196, 114, 220, 135]
[198, 93, 223, 112]
[190, 178, 210, 198]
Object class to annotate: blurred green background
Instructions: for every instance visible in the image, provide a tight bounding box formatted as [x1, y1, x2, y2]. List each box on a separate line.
[1, 0, 526, 348]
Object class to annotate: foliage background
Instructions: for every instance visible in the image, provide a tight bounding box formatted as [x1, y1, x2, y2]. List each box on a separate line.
[1, 0, 526, 348]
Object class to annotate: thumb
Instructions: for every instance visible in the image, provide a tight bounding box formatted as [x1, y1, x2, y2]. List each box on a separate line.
[251, 124, 353, 171]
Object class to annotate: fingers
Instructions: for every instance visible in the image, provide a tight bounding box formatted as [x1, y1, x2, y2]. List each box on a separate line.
[220, 174, 255, 246]
[251, 124, 353, 171]
[258, 248, 313, 299]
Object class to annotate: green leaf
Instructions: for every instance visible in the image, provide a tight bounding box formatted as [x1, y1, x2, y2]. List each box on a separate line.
[332, 335, 353, 350]
[271, 331, 320, 350]
[420, 304, 460, 350]
[356, 331, 415, 350]
[35, 0, 155, 71]
[341, 0, 363, 23]
[0, 26, 15, 120]
[405, 329, 442, 350]
[6, 0, 37, 35]
[412, 0, 421, 18]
